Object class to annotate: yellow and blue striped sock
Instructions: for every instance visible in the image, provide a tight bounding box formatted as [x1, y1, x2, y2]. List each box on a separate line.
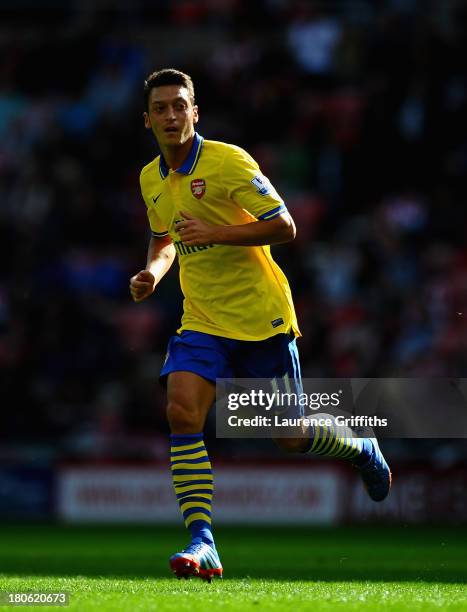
[305, 419, 372, 465]
[170, 433, 214, 546]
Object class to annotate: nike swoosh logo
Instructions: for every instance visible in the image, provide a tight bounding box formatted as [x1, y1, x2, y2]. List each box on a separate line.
[152, 193, 162, 204]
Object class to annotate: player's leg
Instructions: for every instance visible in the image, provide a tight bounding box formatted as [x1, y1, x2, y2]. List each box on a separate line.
[161, 331, 230, 580]
[286, 338, 390, 501]
[299, 419, 391, 502]
[167, 371, 215, 547]
[238, 333, 391, 501]
[167, 371, 222, 580]
[167, 370, 214, 434]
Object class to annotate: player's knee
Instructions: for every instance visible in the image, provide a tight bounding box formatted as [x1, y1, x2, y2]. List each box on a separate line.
[273, 437, 308, 453]
[167, 401, 203, 433]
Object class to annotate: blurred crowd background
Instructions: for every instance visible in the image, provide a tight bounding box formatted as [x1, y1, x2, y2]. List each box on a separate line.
[1, 0, 467, 463]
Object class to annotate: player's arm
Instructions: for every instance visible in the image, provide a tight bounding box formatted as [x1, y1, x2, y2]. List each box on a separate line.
[176, 210, 296, 247]
[176, 144, 297, 247]
[130, 235, 176, 302]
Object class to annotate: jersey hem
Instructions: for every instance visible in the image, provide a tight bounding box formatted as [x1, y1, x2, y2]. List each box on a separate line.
[176, 322, 301, 341]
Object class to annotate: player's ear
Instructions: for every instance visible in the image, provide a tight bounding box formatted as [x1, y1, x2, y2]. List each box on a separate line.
[143, 112, 151, 130]
[192, 104, 199, 124]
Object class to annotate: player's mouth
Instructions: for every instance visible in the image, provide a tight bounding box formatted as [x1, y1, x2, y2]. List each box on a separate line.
[164, 126, 179, 134]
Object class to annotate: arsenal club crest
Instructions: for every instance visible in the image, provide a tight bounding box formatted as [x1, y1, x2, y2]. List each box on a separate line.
[191, 178, 206, 199]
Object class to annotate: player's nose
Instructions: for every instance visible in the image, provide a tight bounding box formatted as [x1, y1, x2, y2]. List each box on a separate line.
[166, 105, 176, 120]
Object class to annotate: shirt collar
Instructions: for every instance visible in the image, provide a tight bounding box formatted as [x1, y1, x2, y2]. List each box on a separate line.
[159, 132, 204, 179]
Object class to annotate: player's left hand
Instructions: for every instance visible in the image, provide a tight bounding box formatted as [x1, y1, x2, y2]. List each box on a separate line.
[175, 211, 216, 246]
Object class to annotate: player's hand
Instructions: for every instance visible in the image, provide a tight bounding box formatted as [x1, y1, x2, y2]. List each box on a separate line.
[130, 269, 156, 302]
[175, 211, 216, 246]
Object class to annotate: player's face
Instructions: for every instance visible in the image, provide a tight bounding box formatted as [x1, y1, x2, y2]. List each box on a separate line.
[144, 85, 199, 147]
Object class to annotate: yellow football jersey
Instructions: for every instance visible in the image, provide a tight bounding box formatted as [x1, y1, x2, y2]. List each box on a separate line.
[139, 132, 300, 341]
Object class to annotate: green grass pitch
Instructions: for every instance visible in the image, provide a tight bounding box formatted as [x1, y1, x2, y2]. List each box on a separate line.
[0, 524, 466, 611]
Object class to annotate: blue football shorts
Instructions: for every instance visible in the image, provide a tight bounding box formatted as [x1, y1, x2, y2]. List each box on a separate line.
[160, 329, 302, 389]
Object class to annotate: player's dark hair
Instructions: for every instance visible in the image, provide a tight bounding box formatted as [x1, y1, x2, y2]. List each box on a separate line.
[144, 68, 195, 110]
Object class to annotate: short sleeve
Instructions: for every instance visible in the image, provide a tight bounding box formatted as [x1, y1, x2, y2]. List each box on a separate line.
[221, 145, 287, 220]
[139, 170, 168, 238]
